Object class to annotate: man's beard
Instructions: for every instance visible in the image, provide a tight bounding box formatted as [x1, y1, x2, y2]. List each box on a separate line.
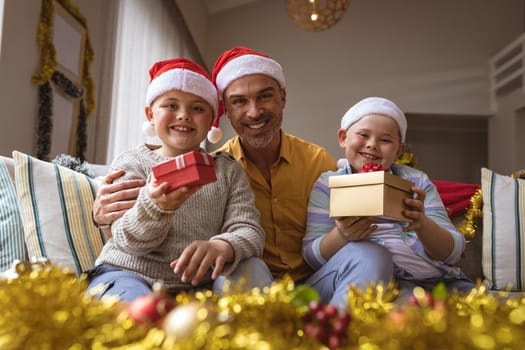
[241, 130, 276, 149]
[239, 115, 282, 150]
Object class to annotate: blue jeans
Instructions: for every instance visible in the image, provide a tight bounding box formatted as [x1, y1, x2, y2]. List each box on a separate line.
[85, 257, 271, 302]
[303, 241, 393, 310]
[86, 264, 153, 301]
[213, 241, 394, 311]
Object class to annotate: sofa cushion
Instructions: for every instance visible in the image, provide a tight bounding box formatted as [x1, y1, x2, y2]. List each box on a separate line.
[0, 157, 26, 271]
[481, 167, 525, 291]
[13, 151, 106, 275]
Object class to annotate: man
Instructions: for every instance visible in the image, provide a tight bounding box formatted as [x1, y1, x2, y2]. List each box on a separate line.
[93, 46, 392, 308]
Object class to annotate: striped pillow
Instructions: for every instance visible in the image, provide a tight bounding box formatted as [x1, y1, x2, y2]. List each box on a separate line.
[481, 167, 525, 291]
[13, 151, 105, 275]
[0, 158, 26, 271]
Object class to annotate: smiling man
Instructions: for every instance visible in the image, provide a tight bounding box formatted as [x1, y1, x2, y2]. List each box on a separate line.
[210, 46, 337, 282]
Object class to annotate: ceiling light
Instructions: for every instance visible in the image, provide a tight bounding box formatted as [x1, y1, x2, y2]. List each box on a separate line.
[286, 0, 350, 32]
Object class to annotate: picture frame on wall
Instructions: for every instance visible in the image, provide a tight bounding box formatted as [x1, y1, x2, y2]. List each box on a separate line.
[33, 0, 94, 161]
[50, 0, 86, 159]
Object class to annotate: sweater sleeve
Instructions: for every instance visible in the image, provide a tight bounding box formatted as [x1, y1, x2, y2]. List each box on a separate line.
[303, 172, 337, 270]
[209, 154, 265, 275]
[109, 150, 176, 255]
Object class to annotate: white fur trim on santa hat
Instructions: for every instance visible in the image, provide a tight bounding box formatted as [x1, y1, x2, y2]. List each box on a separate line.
[215, 54, 285, 94]
[340, 97, 407, 142]
[146, 68, 218, 116]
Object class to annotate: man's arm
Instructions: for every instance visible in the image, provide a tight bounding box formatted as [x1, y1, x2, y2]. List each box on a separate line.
[93, 169, 144, 238]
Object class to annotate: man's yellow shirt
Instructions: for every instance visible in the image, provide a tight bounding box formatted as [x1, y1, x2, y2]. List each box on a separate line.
[216, 131, 337, 281]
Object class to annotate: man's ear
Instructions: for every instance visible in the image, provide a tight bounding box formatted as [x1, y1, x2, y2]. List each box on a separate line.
[281, 87, 286, 107]
[337, 128, 347, 148]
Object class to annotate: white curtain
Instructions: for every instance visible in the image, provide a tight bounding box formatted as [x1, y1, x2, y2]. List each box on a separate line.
[106, 0, 203, 162]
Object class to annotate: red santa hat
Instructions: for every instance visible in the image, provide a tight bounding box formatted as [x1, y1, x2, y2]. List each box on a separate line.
[142, 58, 218, 138]
[340, 97, 407, 142]
[206, 46, 286, 144]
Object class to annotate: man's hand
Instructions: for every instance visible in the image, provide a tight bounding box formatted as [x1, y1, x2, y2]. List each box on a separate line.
[93, 170, 144, 228]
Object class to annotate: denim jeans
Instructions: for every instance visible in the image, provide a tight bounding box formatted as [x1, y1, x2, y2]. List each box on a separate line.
[215, 241, 394, 311]
[86, 257, 272, 302]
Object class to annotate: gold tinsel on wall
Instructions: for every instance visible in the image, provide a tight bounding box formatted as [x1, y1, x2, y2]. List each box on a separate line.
[2, 261, 525, 349]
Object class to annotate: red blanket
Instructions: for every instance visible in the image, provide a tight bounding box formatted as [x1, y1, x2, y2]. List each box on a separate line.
[432, 180, 480, 219]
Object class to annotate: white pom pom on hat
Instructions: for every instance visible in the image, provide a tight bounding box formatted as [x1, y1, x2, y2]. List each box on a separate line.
[340, 97, 407, 142]
[207, 126, 223, 144]
[142, 120, 156, 137]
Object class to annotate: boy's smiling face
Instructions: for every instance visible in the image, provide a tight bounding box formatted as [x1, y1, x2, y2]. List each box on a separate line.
[145, 89, 214, 157]
[338, 114, 406, 173]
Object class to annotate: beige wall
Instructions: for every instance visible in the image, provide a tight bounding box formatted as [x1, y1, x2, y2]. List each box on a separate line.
[0, 0, 4, 58]
[1, 0, 523, 180]
[0, 0, 113, 162]
[0, 0, 41, 157]
[175, 0, 208, 62]
[489, 89, 525, 175]
[199, 0, 523, 178]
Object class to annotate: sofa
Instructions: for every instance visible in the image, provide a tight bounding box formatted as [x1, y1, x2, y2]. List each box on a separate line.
[1, 150, 524, 349]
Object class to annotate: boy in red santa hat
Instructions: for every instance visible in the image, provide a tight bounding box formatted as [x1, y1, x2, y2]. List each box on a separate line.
[86, 57, 265, 302]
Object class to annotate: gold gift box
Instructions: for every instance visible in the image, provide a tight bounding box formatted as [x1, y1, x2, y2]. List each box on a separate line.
[328, 171, 414, 221]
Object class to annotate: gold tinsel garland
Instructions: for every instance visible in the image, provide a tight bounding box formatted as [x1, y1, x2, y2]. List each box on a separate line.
[2, 262, 525, 349]
[456, 188, 483, 241]
[32, 0, 95, 117]
[395, 148, 417, 168]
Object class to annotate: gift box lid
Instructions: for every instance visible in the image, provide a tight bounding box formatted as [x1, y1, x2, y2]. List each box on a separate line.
[152, 151, 214, 178]
[328, 171, 413, 193]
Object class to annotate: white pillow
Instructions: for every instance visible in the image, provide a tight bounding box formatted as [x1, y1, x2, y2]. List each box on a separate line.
[0, 157, 26, 271]
[13, 151, 106, 275]
[481, 167, 525, 291]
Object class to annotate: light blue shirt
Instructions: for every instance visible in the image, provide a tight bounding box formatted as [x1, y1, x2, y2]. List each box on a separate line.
[303, 161, 467, 280]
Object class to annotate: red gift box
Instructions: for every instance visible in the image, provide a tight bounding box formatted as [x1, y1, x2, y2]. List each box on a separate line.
[152, 151, 217, 191]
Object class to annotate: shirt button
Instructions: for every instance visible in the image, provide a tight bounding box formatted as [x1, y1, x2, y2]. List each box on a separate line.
[273, 197, 279, 203]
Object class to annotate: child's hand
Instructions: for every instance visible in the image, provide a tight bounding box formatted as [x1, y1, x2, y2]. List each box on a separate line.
[170, 240, 234, 286]
[334, 216, 376, 242]
[147, 175, 202, 210]
[402, 186, 429, 232]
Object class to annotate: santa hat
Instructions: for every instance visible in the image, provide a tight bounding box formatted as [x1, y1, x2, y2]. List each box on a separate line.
[142, 58, 218, 139]
[206, 46, 286, 144]
[340, 97, 407, 142]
